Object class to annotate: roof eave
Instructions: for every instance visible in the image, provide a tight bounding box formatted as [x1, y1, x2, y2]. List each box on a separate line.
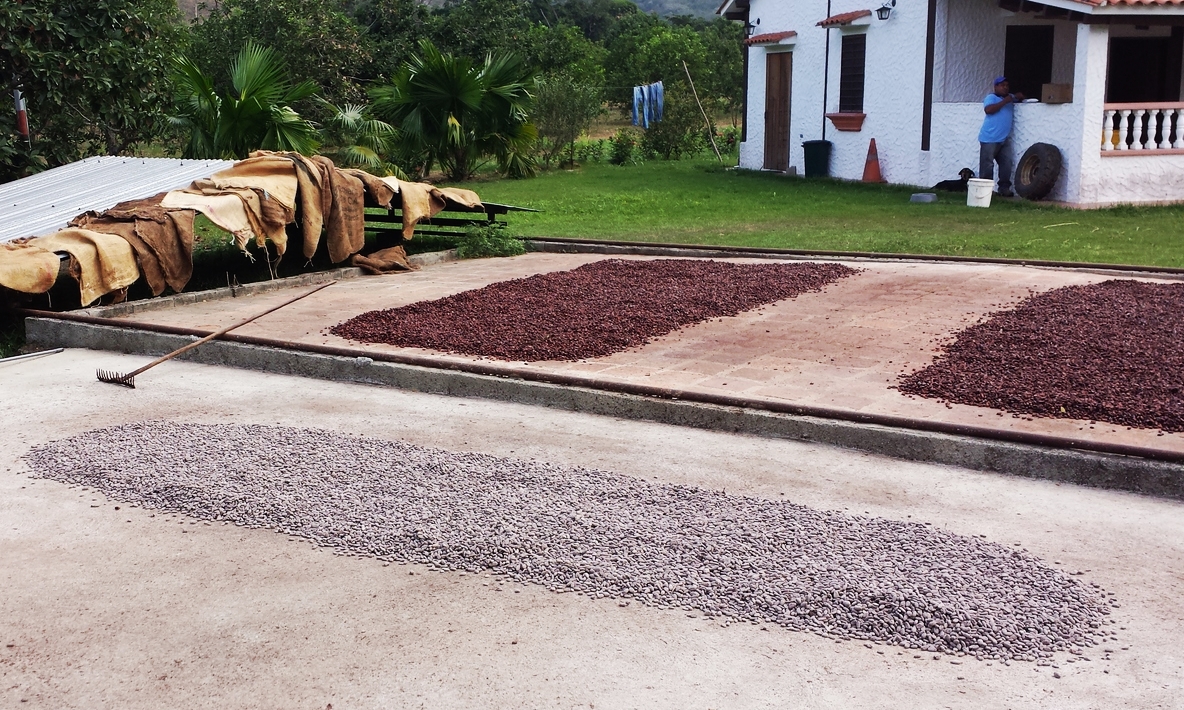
[716, 0, 749, 19]
[1090, 4, 1184, 15]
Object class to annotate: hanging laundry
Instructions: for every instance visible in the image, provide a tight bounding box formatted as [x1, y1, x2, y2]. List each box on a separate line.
[631, 82, 665, 128]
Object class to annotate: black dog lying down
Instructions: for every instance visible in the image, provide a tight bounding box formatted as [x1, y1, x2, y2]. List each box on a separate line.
[932, 168, 975, 192]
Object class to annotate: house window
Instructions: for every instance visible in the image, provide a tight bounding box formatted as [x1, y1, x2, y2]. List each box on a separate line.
[1004, 26, 1054, 101]
[839, 34, 866, 113]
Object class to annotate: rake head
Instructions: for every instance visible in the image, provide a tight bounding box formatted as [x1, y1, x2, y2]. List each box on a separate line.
[96, 368, 136, 388]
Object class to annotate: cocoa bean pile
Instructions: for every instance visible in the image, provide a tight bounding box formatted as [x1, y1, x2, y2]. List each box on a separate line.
[25, 422, 1115, 660]
[897, 279, 1184, 432]
[331, 258, 858, 361]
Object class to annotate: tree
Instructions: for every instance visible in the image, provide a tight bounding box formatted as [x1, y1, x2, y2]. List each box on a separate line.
[640, 89, 703, 159]
[171, 42, 321, 159]
[529, 0, 638, 43]
[1, 0, 183, 181]
[371, 40, 537, 181]
[354, 0, 433, 82]
[699, 18, 744, 125]
[523, 23, 607, 84]
[533, 74, 602, 168]
[319, 99, 401, 175]
[430, 0, 533, 62]
[188, 0, 368, 112]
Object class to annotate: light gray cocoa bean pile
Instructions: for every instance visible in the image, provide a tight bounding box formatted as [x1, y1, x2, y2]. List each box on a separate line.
[23, 421, 1113, 660]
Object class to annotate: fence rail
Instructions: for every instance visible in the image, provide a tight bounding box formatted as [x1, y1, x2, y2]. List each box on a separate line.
[1102, 102, 1184, 153]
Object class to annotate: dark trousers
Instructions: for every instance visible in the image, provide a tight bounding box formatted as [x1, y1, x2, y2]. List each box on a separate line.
[979, 141, 1013, 193]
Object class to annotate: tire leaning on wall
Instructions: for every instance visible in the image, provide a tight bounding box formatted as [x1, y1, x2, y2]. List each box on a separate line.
[1014, 143, 1064, 201]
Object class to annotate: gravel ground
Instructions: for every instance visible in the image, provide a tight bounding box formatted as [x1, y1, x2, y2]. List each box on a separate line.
[330, 258, 858, 361]
[897, 280, 1184, 432]
[25, 421, 1114, 661]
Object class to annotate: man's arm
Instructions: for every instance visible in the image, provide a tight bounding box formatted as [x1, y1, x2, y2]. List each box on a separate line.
[984, 93, 1025, 114]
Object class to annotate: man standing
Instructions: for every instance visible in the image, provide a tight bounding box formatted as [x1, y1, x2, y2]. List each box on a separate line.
[979, 76, 1024, 197]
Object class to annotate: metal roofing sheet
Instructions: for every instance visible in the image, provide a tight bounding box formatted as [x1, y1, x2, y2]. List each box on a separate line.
[0, 156, 234, 243]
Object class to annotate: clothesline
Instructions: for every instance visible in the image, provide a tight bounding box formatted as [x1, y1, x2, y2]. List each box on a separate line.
[632, 81, 665, 128]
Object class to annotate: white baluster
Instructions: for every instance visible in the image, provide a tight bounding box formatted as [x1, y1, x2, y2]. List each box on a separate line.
[1154, 110, 1168, 149]
[1117, 109, 1132, 150]
[1102, 110, 1116, 151]
[1132, 109, 1147, 150]
[1173, 109, 1183, 150]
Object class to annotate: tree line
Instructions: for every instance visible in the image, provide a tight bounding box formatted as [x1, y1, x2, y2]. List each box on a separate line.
[2, 0, 743, 182]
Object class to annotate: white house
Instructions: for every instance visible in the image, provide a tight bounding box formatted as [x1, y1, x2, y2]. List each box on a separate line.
[718, 0, 1184, 206]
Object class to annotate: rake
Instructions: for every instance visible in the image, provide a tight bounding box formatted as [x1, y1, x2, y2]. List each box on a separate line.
[97, 280, 336, 388]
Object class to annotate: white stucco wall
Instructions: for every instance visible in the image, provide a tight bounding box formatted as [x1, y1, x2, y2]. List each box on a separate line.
[940, 1, 1077, 103]
[736, 0, 1184, 206]
[928, 102, 1082, 201]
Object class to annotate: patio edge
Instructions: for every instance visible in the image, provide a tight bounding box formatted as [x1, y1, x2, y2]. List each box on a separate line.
[25, 316, 1184, 502]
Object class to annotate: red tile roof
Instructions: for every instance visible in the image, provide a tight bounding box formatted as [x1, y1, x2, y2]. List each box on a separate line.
[817, 9, 872, 26]
[744, 30, 798, 45]
[1085, 0, 1184, 5]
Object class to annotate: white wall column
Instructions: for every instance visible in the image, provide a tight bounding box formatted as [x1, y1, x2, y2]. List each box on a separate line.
[1069, 23, 1109, 205]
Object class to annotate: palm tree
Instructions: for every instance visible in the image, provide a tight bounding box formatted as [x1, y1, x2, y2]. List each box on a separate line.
[171, 42, 320, 160]
[370, 40, 537, 181]
[318, 100, 405, 178]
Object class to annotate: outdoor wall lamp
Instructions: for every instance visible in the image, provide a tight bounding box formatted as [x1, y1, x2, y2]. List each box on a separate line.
[745, 17, 760, 37]
[876, 0, 895, 20]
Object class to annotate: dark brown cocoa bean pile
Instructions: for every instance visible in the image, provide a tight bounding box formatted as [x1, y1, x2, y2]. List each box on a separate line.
[897, 279, 1184, 432]
[331, 259, 858, 361]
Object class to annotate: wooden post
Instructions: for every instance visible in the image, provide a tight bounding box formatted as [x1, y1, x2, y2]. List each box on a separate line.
[683, 60, 723, 164]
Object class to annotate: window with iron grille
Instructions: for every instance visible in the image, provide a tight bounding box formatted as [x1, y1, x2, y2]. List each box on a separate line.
[839, 33, 866, 113]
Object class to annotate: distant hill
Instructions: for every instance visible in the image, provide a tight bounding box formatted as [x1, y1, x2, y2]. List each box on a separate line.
[634, 0, 720, 18]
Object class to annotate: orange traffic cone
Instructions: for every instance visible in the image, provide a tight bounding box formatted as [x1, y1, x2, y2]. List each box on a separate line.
[862, 138, 885, 183]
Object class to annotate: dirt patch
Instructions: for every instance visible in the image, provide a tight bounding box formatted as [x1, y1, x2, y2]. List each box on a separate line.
[331, 258, 858, 361]
[897, 279, 1184, 432]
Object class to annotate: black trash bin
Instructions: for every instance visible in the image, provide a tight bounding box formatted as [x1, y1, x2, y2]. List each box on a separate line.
[802, 139, 832, 178]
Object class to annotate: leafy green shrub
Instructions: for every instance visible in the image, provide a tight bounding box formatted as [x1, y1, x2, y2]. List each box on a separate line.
[575, 139, 605, 164]
[641, 89, 704, 160]
[718, 125, 741, 154]
[456, 225, 526, 259]
[609, 129, 641, 166]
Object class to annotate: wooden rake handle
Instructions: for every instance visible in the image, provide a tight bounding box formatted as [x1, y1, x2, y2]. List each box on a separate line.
[123, 280, 336, 380]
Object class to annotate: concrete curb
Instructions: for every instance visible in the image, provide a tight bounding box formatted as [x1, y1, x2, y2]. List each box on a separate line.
[26, 317, 1184, 501]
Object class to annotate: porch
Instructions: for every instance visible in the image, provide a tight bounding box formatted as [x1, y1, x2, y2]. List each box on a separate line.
[931, 0, 1184, 206]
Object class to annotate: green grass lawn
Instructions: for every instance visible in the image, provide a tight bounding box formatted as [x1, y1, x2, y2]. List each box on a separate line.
[466, 157, 1184, 267]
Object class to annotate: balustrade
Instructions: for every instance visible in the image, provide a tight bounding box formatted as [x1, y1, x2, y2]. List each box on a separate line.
[1102, 103, 1184, 153]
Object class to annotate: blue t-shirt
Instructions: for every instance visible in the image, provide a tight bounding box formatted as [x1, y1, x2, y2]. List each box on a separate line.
[978, 93, 1014, 144]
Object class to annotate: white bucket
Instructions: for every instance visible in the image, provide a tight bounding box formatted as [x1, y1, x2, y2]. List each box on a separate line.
[966, 178, 994, 208]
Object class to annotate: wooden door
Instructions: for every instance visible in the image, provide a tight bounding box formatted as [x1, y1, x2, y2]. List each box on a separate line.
[763, 52, 792, 172]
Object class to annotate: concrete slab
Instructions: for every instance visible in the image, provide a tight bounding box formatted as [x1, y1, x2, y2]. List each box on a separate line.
[100, 251, 1184, 458]
[1, 349, 1183, 708]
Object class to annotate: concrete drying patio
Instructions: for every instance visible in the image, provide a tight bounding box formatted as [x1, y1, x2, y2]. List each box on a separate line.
[92, 251, 1184, 457]
[2, 349, 1183, 709]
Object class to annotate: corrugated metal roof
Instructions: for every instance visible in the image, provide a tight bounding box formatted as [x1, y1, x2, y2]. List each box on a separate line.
[0, 156, 234, 243]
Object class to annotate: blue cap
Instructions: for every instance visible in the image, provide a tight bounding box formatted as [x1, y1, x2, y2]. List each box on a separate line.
[993, 75, 1008, 86]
